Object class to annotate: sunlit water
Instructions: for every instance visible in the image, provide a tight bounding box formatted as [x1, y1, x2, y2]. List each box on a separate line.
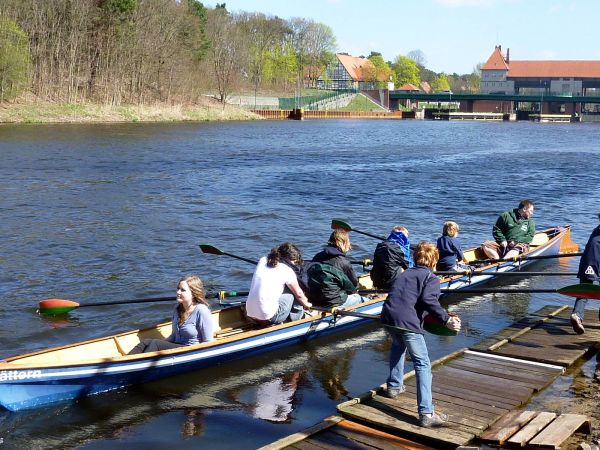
[1, 120, 599, 449]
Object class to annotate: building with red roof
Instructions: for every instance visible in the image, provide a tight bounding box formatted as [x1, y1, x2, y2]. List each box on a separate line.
[481, 45, 600, 95]
[317, 53, 393, 90]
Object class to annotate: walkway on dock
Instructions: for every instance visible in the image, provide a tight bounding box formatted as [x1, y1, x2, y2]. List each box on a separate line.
[262, 305, 600, 449]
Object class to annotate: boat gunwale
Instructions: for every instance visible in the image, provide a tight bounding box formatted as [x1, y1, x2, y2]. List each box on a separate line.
[1, 296, 387, 370]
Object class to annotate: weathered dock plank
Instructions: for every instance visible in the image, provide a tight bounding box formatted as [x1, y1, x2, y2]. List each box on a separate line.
[506, 411, 556, 446]
[527, 414, 592, 449]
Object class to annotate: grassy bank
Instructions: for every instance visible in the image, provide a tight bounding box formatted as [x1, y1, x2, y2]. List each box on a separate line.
[0, 99, 261, 124]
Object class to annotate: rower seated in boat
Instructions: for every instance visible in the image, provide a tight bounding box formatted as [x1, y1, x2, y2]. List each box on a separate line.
[307, 230, 367, 308]
[436, 221, 469, 271]
[128, 275, 214, 354]
[370, 225, 412, 289]
[245, 243, 312, 326]
[481, 199, 535, 260]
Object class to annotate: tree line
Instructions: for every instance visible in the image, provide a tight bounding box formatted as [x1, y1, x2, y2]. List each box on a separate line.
[0, 0, 336, 104]
[0, 0, 479, 105]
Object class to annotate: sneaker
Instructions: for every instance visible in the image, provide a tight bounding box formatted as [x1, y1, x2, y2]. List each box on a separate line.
[419, 412, 448, 428]
[384, 385, 406, 398]
[570, 313, 585, 335]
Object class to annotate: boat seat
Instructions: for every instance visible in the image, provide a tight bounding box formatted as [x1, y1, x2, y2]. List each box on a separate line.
[530, 233, 549, 247]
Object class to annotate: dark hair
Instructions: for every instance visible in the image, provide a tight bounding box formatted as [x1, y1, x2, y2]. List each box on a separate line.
[518, 199, 534, 209]
[267, 242, 303, 268]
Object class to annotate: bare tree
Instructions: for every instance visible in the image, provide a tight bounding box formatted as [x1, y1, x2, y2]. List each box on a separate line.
[407, 49, 427, 68]
[205, 9, 247, 103]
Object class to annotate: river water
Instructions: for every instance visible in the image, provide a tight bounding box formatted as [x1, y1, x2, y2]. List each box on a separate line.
[1, 119, 599, 449]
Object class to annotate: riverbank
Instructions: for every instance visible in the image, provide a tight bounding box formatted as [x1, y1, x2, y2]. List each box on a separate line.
[0, 98, 261, 123]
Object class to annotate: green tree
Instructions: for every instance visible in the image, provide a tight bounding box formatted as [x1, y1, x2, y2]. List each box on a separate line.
[392, 55, 419, 87]
[363, 54, 393, 88]
[430, 73, 450, 92]
[468, 63, 482, 92]
[0, 18, 30, 102]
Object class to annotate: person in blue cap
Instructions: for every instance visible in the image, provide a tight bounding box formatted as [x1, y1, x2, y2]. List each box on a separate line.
[370, 225, 413, 290]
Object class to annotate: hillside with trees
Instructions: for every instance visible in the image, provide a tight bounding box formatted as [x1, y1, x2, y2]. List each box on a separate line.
[0, 0, 480, 120]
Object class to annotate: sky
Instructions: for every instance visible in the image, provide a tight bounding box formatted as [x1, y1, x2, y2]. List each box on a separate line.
[208, 0, 600, 75]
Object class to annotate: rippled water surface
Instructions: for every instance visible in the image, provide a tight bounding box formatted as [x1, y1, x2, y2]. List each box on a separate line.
[1, 120, 600, 448]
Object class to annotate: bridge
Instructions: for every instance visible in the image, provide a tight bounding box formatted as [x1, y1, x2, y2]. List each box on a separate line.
[389, 91, 600, 115]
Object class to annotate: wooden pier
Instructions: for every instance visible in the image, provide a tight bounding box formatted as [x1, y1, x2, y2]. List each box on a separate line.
[262, 305, 599, 449]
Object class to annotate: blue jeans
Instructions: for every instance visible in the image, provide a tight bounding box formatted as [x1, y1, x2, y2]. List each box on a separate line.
[270, 293, 304, 323]
[340, 293, 366, 308]
[386, 329, 434, 416]
[572, 281, 596, 319]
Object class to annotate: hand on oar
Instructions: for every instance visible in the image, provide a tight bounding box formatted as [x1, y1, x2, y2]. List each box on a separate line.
[310, 305, 459, 336]
[38, 290, 250, 315]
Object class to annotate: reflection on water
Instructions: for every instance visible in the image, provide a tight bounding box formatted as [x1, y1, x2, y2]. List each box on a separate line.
[309, 347, 354, 401]
[182, 408, 205, 438]
[230, 370, 306, 423]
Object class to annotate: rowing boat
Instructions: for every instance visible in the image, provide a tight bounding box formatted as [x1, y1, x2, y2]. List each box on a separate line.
[0, 226, 577, 411]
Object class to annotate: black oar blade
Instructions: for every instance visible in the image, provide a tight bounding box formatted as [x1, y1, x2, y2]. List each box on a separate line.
[331, 219, 352, 232]
[199, 244, 224, 256]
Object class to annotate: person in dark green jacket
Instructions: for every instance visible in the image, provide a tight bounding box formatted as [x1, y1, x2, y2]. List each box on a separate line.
[481, 200, 536, 260]
[307, 230, 365, 309]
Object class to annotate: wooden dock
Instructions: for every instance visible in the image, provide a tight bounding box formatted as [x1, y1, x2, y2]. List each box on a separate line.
[262, 305, 599, 449]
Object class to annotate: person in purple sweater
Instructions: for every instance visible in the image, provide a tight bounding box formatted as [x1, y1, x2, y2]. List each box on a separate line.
[128, 275, 214, 354]
[381, 241, 461, 428]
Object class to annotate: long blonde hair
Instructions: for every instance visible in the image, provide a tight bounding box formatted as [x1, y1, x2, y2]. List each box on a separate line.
[177, 275, 209, 321]
[328, 229, 351, 254]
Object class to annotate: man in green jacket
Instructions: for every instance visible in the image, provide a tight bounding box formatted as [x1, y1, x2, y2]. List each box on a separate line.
[481, 200, 536, 260]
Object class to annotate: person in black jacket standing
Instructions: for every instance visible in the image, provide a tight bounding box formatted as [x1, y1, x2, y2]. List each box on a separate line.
[381, 241, 461, 428]
[570, 214, 600, 334]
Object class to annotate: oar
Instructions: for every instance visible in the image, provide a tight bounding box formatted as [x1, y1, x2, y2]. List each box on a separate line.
[38, 290, 250, 315]
[200, 243, 371, 267]
[331, 219, 386, 240]
[199, 244, 257, 265]
[357, 285, 587, 297]
[310, 306, 458, 336]
[473, 252, 583, 266]
[434, 271, 578, 277]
